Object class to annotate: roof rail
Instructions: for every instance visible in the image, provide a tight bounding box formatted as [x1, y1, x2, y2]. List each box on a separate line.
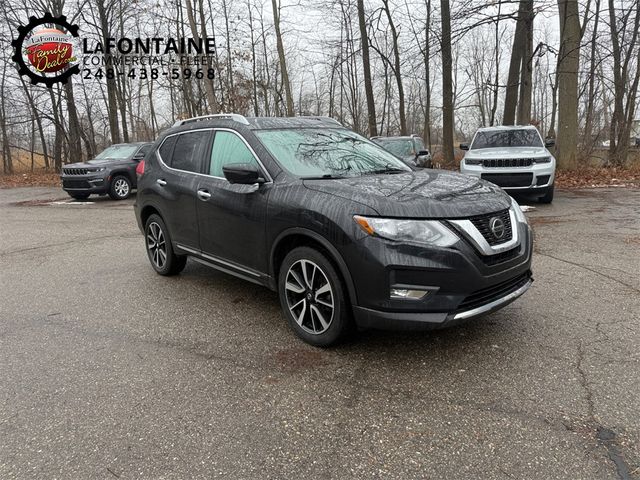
[173, 114, 250, 127]
[299, 116, 343, 127]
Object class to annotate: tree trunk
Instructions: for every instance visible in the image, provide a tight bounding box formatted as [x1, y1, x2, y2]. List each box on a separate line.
[556, 0, 581, 170]
[503, 0, 528, 125]
[272, 0, 294, 116]
[440, 0, 454, 164]
[516, 0, 534, 124]
[96, 0, 121, 144]
[357, 0, 377, 136]
[383, 0, 406, 135]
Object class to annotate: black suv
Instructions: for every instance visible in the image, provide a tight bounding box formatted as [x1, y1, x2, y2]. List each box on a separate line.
[135, 115, 533, 346]
[372, 135, 432, 168]
[61, 142, 152, 200]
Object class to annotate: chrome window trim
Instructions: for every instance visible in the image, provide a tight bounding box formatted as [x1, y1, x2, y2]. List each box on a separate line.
[449, 208, 520, 256]
[155, 128, 273, 184]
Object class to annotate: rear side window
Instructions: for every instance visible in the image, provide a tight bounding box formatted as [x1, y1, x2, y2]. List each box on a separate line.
[158, 136, 177, 164]
[415, 138, 426, 152]
[209, 131, 259, 177]
[169, 131, 211, 173]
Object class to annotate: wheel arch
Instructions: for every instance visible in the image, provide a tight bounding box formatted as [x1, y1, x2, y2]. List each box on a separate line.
[270, 228, 358, 305]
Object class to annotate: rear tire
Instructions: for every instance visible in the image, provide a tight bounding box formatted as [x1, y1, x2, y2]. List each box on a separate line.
[109, 175, 131, 200]
[144, 214, 187, 276]
[539, 183, 554, 204]
[278, 246, 353, 347]
[69, 193, 89, 200]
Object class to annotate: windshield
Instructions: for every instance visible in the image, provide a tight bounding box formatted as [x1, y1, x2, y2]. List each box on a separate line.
[255, 129, 411, 177]
[375, 139, 414, 157]
[90, 144, 140, 162]
[471, 129, 542, 149]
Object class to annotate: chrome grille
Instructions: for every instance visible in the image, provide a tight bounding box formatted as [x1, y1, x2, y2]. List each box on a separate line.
[482, 158, 533, 168]
[63, 168, 89, 175]
[468, 209, 513, 246]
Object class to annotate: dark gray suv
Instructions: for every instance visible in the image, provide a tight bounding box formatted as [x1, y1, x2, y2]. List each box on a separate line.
[61, 142, 152, 200]
[135, 115, 532, 346]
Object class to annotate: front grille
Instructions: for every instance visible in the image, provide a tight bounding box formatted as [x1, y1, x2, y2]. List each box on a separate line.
[481, 173, 533, 187]
[458, 271, 531, 311]
[482, 158, 533, 168]
[468, 209, 512, 246]
[63, 168, 89, 175]
[62, 179, 90, 189]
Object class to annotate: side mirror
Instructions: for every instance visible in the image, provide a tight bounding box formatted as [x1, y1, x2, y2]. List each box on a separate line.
[459, 143, 469, 151]
[545, 138, 555, 148]
[417, 150, 430, 157]
[223, 163, 265, 184]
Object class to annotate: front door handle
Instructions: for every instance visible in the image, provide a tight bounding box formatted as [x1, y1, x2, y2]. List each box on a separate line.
[197, 189, 212, 201]
[156, 179, 167, 186]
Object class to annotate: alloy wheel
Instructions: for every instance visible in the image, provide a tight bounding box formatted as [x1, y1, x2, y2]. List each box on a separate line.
[114, 178, 129, 198]
[147, 222, 167, 269]
[285, 259, 334, 334]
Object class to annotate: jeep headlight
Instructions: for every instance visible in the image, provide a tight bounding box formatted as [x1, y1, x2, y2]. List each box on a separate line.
[533, 156, 551, 163]
[354, 216, 458, 247]
[94, 167, 107, 172]
[511, 198, 528, 225]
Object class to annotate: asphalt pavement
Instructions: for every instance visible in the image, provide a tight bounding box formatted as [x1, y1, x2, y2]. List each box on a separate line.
[0, 186, 638, 479]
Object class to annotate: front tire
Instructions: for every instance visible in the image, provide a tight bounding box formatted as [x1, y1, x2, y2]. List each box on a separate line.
[144, 214, 187, 276]
[109, 175, 131, 200]
[539, 183, 554, 204]
[278, 246, 352, 347]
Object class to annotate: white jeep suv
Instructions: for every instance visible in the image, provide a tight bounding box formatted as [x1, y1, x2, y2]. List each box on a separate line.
[460, 125, 556, 203]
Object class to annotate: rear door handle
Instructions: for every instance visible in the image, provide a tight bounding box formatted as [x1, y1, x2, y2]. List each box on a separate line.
[197, 189, 211, 201]
[156, 179, 167, 186]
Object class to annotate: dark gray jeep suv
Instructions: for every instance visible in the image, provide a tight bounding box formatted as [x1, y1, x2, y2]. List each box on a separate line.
[61, 142, 152, 200]
[134, 115, 533, 346]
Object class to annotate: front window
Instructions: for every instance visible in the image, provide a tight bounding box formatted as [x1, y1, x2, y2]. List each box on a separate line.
[471, 129, 543, 149]
[90, 144, 139, 162]
[375, 139, 415, 157]
[255, 129, 411, 177]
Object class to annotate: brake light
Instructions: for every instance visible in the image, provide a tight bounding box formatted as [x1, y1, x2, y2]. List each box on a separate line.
[136, 160, 145, 176]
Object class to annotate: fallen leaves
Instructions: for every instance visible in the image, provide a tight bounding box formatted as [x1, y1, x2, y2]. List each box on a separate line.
[0, 171, 61, 188]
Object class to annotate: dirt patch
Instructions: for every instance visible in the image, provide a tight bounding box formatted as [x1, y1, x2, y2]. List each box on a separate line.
[0, 172, 60, 188]
[624, 236, 640, 246]
[11, 198, 68, 207]
[528, 216, 567, 226]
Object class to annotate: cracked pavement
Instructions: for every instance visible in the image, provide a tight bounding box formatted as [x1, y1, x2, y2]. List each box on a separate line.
[0, 186, 638, 479]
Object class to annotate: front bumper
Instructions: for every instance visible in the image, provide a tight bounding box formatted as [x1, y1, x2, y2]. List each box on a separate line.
[460, 160, 555, 192]
[346, 220, 533, 330]
[61, 174, 108, 194]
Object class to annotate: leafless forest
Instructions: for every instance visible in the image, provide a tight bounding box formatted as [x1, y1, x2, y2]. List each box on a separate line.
[1, 0, 639, 174]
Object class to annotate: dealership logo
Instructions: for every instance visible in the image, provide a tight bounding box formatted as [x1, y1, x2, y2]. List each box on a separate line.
[11, 12, 80, 88]
[489, 217, 505, 239]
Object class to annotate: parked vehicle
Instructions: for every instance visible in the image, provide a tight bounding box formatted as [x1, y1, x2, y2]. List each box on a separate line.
[135, 115, 533, 346]
[459, 125, 556, 203]
[371, 135, 432, 168]
[61, 142, 152, 200]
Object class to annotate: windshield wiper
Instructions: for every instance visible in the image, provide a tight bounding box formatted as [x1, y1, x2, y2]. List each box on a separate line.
[366, 165, 409, 175]
[300, 174, 347, 180]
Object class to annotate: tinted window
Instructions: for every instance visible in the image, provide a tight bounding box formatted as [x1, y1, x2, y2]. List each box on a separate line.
[158, 136, 177, 164]
[375, 139, 414, 157]
[471, 129, 542, 149]
[138, 144, 152, 155]
[414, 138, 426, 152]
[256, 129, 410, 177]
[209, 131, 258, 177]
[171, 131, 210, 173]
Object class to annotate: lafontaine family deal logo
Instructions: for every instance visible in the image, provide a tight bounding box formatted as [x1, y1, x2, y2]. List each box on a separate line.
[11, 12, 80, 88]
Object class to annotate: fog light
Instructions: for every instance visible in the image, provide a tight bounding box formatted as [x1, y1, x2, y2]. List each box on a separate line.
[390, 288, 429, 300]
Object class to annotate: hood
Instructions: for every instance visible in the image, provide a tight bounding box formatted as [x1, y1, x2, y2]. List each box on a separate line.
[303, 169, 511, 218]
[465, 146, 549, 159]
[64, 158, 128, 168]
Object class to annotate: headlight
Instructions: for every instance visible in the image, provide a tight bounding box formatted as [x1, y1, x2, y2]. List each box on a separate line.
[511, 198, 528, 225]
[533, 156, 551, 163]
[354, 216, 458, 247]
[93, 167, 107, 172]
[464, 158, 482, 165]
